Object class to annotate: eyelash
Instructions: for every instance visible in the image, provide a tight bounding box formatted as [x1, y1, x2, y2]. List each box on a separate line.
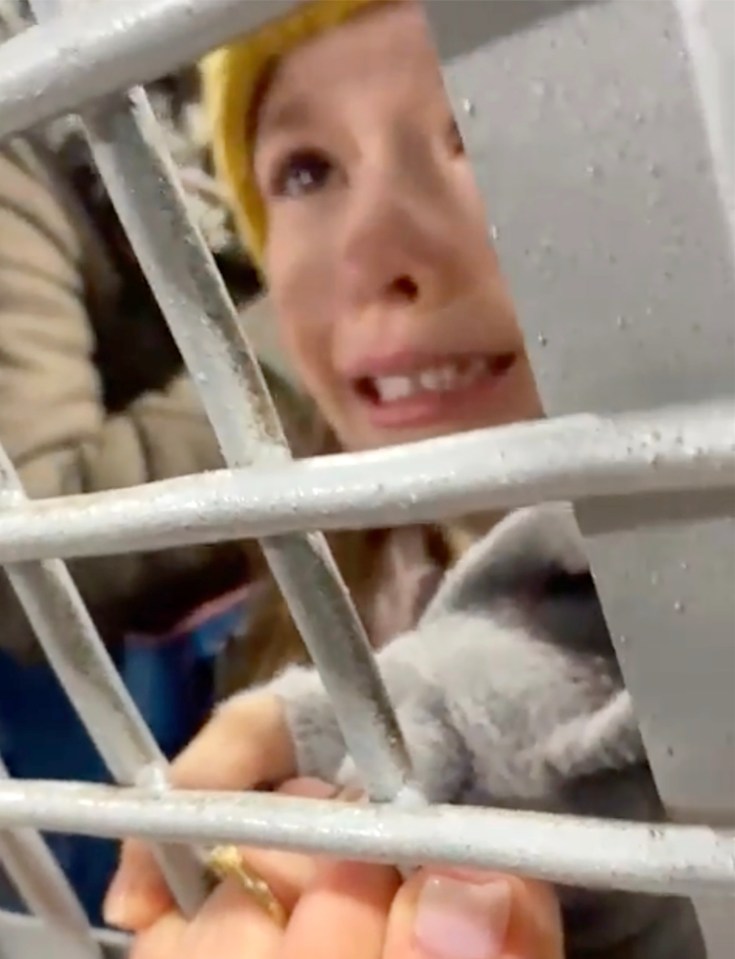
[266, 120, 464, 198]
[269, 148, 334, 198]
[448, 118, 466, 156]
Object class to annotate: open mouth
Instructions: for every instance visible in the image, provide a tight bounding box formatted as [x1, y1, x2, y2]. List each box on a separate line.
[355, 353, 516, 405]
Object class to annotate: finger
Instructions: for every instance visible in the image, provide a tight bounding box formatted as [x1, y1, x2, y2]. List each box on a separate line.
[504, 876, 564, 958]
[383, 868, 564, 959]
[280, 860, 401, 959]
[105, 778, 337, 931]
[277, 777, 339, 798]
[129, 910, 186, 959]
[104, 839, 174, 931]
[172, 694, 293, 791]
[129, 880, 284, 959]
[178, 878, 283, 959]
[105, 838, 322, 933]
[106, 697, 283, 929]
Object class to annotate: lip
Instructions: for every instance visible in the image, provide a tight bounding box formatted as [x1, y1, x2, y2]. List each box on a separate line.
[352, 352, 517, 431]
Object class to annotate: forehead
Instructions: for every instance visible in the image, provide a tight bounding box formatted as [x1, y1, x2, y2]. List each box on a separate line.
[257, 2, 446, 135]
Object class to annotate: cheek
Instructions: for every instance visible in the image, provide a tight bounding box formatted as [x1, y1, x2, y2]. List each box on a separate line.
[265, 224, 341, 399]
[266, 209, 341, 310]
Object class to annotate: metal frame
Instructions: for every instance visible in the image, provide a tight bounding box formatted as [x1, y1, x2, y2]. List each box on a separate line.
[431, 0, 735, 952]
[0, 0, 733, 956]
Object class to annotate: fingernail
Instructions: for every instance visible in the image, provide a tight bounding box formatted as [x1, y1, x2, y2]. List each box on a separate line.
[103, 878, 139, 929]
[414, 876, 512, 959]
[102, 892, 128, 929]
[335, 784, 366, 802]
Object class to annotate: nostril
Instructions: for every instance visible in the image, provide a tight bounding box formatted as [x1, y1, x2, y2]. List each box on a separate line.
[390, 274, 419, 300]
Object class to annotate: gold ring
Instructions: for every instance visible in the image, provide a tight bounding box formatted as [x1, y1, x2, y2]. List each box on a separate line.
[206, 845, 288, 928]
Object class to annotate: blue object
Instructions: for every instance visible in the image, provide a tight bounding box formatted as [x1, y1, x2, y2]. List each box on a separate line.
[0, 594, 250, 926]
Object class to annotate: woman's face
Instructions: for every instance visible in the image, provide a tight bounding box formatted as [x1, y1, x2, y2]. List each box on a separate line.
[253, 1, 542, 451]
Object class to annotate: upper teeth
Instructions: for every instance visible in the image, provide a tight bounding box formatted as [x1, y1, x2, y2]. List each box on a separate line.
[373, 359, 487, 403]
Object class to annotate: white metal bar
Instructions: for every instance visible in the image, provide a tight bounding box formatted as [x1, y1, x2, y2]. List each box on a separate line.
[0, 446, 209, 915]
[70, 81, 417, 806]
[0, 911, 129, 959]
[428, 0, 735, 952]
[675, 0, 735, 244]
[0, 759, 100, 959]
[0, 0, 296, 141]
[81, 88, 287, 466]
[0, 401, 732, 564]
[0, 0, 601, 143]
[0, 780, 732, 900]
[422, 0, 597, 60]
[0, 0, 728, 947]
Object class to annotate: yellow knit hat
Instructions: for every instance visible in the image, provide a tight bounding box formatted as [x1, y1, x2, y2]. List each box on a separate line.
[201, 0, 388, 267]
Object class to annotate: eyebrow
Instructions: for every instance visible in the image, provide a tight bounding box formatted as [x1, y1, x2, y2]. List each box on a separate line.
[257, 96, 315, 139]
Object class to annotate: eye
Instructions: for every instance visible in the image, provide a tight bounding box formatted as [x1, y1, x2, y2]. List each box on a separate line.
[270, 148, 334, 198]
[447, 117, 466, 156]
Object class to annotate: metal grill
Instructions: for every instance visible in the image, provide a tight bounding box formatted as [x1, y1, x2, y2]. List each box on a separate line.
[0, 0, 733, 956]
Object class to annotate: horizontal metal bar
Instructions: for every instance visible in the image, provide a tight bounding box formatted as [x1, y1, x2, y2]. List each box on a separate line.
[0, 0, 604, 143]
[0, 760, 100, 959]
[0, 401, 732, 563]
[0, 0, 296, 141]
[0, 781, 732, 899]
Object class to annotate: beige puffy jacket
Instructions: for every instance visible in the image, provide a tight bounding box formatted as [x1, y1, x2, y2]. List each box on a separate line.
[0, 133, 308, 664]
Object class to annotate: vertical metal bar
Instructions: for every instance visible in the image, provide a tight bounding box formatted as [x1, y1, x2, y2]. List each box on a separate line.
[426, 0, 735, 952]
[70, 84, 418, 805]
[675, 0, 735, 246]
[0, 446, 209, 914]
[0, 916, 129, 959]
[0, 757, 101, 959]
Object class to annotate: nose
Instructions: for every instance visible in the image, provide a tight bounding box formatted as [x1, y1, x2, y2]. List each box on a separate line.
[339, 162, 473, 315]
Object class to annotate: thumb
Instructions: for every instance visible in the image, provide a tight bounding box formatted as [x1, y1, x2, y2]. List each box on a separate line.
[384, 868, 564, 959]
